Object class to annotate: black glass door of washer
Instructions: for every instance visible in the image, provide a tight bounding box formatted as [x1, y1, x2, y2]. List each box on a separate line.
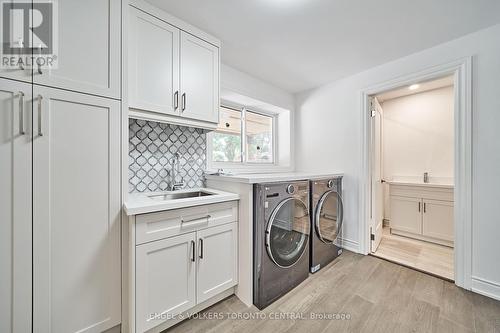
[315, 191, 343, 244]
[266, 198, 310, 267]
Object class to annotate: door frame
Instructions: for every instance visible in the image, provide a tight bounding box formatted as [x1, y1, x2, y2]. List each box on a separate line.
[358, 57, 473, 289]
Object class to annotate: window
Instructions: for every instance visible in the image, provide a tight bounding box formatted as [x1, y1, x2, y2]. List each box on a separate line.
[211, 106, 274, 164]
[212, 107, 242, 162]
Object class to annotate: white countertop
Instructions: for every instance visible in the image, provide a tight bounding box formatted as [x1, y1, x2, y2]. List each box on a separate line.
[204, 172, 344, 184]
[387, 180, 454, 189]
[124, 188, 239, 216]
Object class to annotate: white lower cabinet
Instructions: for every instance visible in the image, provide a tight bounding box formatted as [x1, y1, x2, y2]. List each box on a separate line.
[390, 196, 422, 235]
[422, 199, 454, 242]
[389, 184, 454, 246]
[136, 233, 196, 333]
[129, 201, 238, 333]
[197, 223, 238, 303]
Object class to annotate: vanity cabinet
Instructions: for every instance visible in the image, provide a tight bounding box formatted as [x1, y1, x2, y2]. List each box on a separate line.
[389, 184, 454, 246]
[126, 201, 238, 333]
[128, 3, 220, 130]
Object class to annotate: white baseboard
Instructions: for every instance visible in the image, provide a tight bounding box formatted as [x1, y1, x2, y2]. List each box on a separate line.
[471, 276, 500, 301]
[340, 238, 360, 253]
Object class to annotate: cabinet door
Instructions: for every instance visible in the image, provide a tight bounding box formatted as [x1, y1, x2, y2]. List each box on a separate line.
[422, 199, 454, 242]
[197, 223, 238, 303]
[0, 79, 32, 333]
[128, 6, 180, 115]
[32, 0, 121, 98]
[180, 32, 219, 123]
[32, 86, 121, 333]
[136, 233, 196, 333]
[390, 196, 422, 235]
[0, 0, 33, 82]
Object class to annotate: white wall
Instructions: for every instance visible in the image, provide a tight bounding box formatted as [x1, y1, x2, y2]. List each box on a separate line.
[295, 24, 500, 299]
[382, 86, 454, 181]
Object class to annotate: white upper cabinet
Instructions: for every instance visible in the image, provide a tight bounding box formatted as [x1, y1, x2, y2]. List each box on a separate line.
[180, 32, 219, 124]
[129, 6, 179, 115]
[32, 86, 121, 333]
[127, 3, 220, 129]
[32, 0, 121, 99]
[0, 79, 32, 333]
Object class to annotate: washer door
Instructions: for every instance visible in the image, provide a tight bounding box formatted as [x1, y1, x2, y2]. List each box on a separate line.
[315, 190, 344, 244]
[266, 197, 310, 268]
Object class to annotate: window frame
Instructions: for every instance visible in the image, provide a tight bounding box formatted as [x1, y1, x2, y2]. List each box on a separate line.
[208, 103, 278, 169]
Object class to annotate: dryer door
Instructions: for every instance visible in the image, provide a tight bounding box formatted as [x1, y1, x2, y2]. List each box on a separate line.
[266, 198, 310, 268]
[315, 190, 344, 244]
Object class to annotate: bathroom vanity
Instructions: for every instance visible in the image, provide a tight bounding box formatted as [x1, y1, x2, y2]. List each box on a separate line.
[388, 180, 454, 247]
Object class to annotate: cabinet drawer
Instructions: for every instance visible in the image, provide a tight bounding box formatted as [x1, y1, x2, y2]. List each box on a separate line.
[135, 201, 238, 245]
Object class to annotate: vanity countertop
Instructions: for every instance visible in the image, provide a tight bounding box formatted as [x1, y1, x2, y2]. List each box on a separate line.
[124, 188, 240, 216]
[387, 180, 454, 189]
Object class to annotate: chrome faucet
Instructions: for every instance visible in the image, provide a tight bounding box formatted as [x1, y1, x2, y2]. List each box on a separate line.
[423, 172, 429, 183]
[170, 152, 185, 191]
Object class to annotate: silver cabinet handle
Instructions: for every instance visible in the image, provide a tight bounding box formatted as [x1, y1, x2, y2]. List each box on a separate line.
[181, 93, 186, 112]
[418, 202, 421, 212]
[190, 240, 195, 262]
[36, 45, 43, 75]
[37, 95, 43, 136]
[181, 214, 211, 227]
[423, 202, 426, 213]
[18, 92, 25, 135]
[174, 91, 179, 110]
[199, 238, 204, 259]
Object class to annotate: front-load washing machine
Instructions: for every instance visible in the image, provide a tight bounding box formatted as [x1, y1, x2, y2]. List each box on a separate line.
[253, 180, 310, 310]
[310, 177, 344, 273]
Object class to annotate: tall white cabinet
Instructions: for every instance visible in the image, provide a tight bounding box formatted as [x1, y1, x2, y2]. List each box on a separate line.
[0, 80, 33, 333]
[0, 1, 122, 332]
[32, 87, 121, 333]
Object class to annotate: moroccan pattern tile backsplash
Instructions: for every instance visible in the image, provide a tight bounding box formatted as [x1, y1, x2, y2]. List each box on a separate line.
[129, 119, 207, 193]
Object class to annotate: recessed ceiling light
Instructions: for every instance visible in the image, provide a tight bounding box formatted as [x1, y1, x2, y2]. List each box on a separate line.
[409, 84, 420, 91]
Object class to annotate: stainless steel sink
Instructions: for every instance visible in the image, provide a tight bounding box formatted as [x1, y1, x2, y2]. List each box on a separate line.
[148, 190, 214, 201]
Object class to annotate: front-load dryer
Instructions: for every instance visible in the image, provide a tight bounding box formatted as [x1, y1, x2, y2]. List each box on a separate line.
[310, 177, 344, 273]
[253, 181, 310, 310]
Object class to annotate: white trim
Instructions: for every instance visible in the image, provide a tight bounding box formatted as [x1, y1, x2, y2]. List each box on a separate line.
[359, 57, 473, 290]
[340, 238, 360, 253]
[471, 277, 500, 302]
[128, 0, 221, 48]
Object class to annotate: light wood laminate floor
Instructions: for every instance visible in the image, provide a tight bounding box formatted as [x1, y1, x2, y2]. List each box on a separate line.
[166, 251, 500, 333]
[373, 227, 454, 280]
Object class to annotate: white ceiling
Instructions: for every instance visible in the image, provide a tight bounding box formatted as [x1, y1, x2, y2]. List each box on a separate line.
[148, 0, 500, 93]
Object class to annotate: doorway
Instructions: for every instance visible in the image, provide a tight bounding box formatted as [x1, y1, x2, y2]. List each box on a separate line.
[359, 58, 473, 287]
[369, 76, 455, 279]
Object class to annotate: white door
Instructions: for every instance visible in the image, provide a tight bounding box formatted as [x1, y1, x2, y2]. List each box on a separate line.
[136, 233, 196, 333]
[0, 79, 32, 333]
[180, 31, 219, 123]
[390, 196, 422, 235]
[128, 6, 180, 115]
[422, 199, 454, 243]
[197, 223, 238, 303]
[370, 97, 384, 252]
[32, 86, 121, 333]
[32, 0, 121, 98]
